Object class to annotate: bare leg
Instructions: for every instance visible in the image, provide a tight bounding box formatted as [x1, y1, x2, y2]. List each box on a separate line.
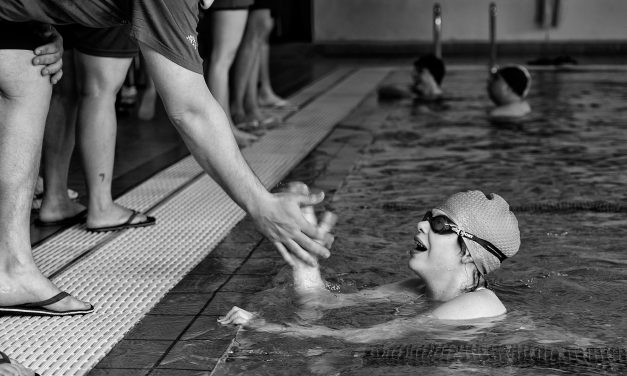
[74, 52, 151, 229]
[205, 10, 257, 147]
[38, 50, 86, 223]
[0, 49, 89, 311]
[231, 9, 271, 126]
[256, 10, 292, 109]
[137, 74, 156, 120]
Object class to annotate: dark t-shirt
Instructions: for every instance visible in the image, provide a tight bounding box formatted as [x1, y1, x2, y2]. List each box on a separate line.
[0, 0, 203, 74]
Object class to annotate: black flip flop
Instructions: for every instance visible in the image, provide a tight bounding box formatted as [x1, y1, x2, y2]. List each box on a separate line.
[0, 351, 41, 375]
[0, 292, 94, 317]
[86, 210, 156, 233]
[34, 211, 86, 227]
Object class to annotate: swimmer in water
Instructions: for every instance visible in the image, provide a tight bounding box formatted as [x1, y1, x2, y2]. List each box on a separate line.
[487, 65, 532, 118]
[219, 188, 521, 343]
[378, 54, 445, 101]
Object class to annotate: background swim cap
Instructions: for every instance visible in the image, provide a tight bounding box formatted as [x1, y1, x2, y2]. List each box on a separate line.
[434, 190, 520, 275]
[497, 65, 531, 98]
[414, 54, 446, 85]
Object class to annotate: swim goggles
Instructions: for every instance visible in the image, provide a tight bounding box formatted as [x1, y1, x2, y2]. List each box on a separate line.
[422, 211, 508, 263]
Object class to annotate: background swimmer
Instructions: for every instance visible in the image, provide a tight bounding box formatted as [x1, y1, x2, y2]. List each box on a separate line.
[487, 65, 532, 117]
[220, 189, 521, 343]
[377, 54, 445, 100]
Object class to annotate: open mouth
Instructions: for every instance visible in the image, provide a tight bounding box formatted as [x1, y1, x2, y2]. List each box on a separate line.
[411, 239, 428, 254]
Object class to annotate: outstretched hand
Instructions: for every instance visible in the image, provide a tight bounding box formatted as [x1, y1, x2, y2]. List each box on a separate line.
[251, 186, 334, 267]
[32, 24, 63, 84]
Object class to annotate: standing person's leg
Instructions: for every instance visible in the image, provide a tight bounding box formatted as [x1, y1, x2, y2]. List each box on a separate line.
[241, 8, 279, 126]
[205, 9, 257, 146]
[230, 8, 271, 127]
[256, 10, 293, 109]
[138, 74, 157, 121]
[0, 48, 90, 313]
[74, 52, 154, 231]
[38, 49, 86, 224]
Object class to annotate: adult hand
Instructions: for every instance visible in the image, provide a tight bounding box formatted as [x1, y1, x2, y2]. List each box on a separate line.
[251, 188, 333, 267]
[32, 24, 63, 84]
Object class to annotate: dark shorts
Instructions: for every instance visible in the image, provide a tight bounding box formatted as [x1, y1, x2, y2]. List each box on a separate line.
[0, 21, 47, 50]
[131, 0, 203, 74]
[211, 0, 255, 10]
[250, 0, 273, 10]
[56, 24, 138, 58]
[0, 0, 204, 74]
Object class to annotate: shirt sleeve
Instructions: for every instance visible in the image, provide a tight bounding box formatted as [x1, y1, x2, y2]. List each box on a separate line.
[130, 0, 203, 74]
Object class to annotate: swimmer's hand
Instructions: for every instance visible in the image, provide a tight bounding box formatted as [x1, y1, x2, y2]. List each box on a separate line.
[253, 189, 333, 267]
[32, 24, 63, 85]
[218, 306, 264, 327]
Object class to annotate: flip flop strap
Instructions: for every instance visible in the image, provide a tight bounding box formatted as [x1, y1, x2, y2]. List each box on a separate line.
[124, 210, 140, 226]
[0, 351, 10, 364]
[20, 292, 70, 308]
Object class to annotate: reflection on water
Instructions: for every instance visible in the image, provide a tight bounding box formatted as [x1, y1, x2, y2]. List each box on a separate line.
[213, 69, 627, 375]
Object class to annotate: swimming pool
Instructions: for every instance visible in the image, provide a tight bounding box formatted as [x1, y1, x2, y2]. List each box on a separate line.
[212, 67, 627, 375]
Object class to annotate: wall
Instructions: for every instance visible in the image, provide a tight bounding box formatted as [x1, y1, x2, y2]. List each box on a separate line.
[313, 0, 627, 43]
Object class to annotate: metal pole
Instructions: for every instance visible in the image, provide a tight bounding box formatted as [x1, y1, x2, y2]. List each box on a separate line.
[433, 3, 442, 58]
[489, 2, 497, 73]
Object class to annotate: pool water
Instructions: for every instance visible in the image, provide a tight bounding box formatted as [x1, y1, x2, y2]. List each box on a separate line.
[212, 68, 627, 375]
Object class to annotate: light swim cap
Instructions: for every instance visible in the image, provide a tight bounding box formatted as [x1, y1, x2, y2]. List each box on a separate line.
[434, 191, 520, 275]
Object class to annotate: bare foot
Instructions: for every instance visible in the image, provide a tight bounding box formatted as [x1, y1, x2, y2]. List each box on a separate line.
[259, 94, 296, 110]
[0, 354, 37, 376]
[231, 125, 258, 148]
[86, 203, 151, 230]
[0, 256, 91, 313]
[232, 112, 260, 130]
[38, 198, 86, 224]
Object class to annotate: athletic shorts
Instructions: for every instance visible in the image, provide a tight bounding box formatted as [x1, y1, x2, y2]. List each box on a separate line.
[56, 25, 138, 58]
[0, 21, 48, 50]
[211, 0, 255, 10]
[0, 0, 204, 74]
[250, 0, 273, 10]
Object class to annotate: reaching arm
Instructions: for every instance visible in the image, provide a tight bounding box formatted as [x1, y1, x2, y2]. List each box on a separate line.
[140, 46, 331, 265]
[219, 306, 436, 343]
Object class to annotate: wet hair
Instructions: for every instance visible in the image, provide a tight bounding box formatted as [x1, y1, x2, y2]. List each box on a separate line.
[413, 54, 446, 85]
[458, 238, 487, 293]
[497, 66, 531, 98]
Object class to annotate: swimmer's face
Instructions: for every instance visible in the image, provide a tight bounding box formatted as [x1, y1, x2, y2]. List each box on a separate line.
[409, 209, 463, 279]
[487, 73, 515, 105]
[413, 68, 438, 96]
[200, 0, 215, 9]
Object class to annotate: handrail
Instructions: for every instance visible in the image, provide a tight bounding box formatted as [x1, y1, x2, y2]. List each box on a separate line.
[433, 3, 442, 58]
[489, 2, 497, 73]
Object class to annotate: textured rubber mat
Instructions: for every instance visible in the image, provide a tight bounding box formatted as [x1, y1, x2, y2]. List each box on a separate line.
[0, 67, 390, 376]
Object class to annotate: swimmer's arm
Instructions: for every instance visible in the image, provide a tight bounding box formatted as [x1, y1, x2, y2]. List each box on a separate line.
[255, 316, 433, 343]
[296, 278, 422, 310]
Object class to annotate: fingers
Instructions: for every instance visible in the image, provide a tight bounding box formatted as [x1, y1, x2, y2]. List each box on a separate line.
[291, 232, 331, 260]
[283, 238, 319, 266]
[50, 69, 63, 85]
[274, 241, 296, 268]
[217, 306, 255, 326]
[298, 191, 325, 207]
